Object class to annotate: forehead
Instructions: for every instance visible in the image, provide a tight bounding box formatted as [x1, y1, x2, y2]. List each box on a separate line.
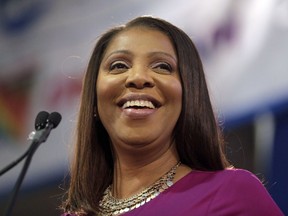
[104, 27, 176, 57]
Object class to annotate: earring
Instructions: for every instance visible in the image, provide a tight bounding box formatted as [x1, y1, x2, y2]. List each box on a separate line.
[93, 106, 97, 117]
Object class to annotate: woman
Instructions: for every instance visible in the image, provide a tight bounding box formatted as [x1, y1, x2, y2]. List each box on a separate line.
[62, 16, 283, 215]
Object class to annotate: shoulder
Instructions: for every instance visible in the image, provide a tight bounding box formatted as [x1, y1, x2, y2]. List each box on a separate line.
[174, 168, 264, 193]
[206, 168, 284, 215]
[217, 168, 264, 186]
[182, 168, 262, 187]
[223, 168, 261, 179]
[212, 168, 276, 200]
[213, 168, 268, 199]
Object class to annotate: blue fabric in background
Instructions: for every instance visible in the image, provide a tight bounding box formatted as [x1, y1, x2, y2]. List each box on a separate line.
[270, 106, 288, 215]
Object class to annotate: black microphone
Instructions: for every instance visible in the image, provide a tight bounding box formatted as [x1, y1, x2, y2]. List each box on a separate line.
[0, 111, 49, 176]
[48, 112, 62, 128]
[31, 112, 62, 144]
[35, 111, 50, 130]
[3, 111, 62, 216]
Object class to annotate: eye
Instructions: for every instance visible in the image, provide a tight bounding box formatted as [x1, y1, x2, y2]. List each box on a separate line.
[152, 62, 173, 74]
[109, 61, 129, 73]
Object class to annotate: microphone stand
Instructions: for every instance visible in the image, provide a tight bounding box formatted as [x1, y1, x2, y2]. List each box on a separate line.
[0, 111, 49, 177]
[4, 124, 54, 216]
[0, 148, 31, 177]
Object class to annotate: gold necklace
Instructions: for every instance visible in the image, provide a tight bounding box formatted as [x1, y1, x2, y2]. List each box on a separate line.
[99, 162, 181, 216]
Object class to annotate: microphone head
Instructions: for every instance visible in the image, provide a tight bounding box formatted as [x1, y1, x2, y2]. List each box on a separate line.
[35, 111, 49, 130]
[47, 112, 62, 128]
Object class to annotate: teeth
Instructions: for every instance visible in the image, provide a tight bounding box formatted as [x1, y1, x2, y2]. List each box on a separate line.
[122, 100, 155, 109]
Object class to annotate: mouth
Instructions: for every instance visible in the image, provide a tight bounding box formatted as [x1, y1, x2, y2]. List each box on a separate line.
[122, 100, 156, 109]
[117, 94, 161, 110]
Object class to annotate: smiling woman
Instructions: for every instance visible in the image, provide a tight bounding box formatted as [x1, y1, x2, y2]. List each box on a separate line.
[61, 16, 284, 216]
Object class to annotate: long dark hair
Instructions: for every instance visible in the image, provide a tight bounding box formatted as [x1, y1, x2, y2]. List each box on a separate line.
[63, 16, 229, 214]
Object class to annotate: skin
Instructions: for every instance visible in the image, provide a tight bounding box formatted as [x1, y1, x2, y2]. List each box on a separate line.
[97, 27, 191, 198]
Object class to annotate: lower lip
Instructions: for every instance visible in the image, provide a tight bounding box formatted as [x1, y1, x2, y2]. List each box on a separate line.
[121, 108, 157, 119]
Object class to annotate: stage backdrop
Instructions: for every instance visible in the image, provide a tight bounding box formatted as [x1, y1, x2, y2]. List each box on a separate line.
[0, 0, 287, 213]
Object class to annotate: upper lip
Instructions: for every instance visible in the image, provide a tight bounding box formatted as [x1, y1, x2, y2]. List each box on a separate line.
[117, 93, 162, 108]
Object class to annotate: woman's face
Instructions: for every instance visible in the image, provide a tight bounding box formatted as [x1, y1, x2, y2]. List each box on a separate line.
[97, 27, 182, 149]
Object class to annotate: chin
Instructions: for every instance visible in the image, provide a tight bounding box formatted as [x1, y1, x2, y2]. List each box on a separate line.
[119, 136, 157, 148]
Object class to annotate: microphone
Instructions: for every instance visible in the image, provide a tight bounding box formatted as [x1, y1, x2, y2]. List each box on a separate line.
[35, 111, 50, 130]
[31, 112, 62, 144]
[48, 112, 62, 128]
[3, 111, 62, 216]
[0, 111, 50, 176]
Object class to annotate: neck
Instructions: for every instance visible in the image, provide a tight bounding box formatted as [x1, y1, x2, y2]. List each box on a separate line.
[111, 142, 179, 199]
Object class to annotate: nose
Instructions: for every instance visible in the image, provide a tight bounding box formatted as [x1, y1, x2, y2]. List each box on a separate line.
[125, 67, 155, 89]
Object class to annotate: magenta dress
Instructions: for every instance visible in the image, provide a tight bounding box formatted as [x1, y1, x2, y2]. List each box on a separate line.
[63, 169, 284, 216]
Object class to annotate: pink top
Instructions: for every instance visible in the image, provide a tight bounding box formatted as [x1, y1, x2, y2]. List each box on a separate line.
[63, 169, 284, 216]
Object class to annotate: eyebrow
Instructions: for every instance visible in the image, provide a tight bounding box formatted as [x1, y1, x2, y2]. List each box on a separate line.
[103, 50, 177, 63]
[103, 50, 132, 62]
[147, 51, 177, 63]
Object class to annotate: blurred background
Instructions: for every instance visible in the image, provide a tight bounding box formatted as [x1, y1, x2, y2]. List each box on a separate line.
[0, 0, 287, 215]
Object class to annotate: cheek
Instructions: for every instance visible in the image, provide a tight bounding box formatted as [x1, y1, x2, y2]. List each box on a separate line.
[172, 82, 182, 117]
[96, 74, 124, 118]
[156, 77, 182, 128]
[96, 75, 111, 118]
[96, 74, 118, 103]
[165, 79, 183, 122]
[172, 80, 182, 99]
[163, 78, 182, 105]
[96, 78, 106, 110]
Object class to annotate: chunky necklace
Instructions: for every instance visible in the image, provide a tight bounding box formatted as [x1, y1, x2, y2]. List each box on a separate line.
[99, 162, 181, 216]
